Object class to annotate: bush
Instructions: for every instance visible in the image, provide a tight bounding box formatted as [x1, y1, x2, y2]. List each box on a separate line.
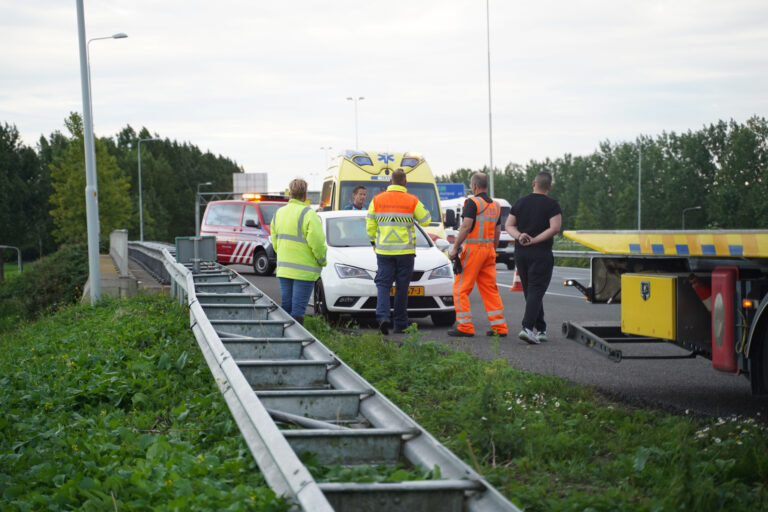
[0, 244, 88, 329]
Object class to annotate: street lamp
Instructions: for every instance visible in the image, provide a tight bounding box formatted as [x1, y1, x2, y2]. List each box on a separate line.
[320, 146, 332, 168]
[196, 182, 213, 236]
[346, 97, 364, 150]
[137, 137, 162, 241]
[76, 0, 128, 304]
[682, 206, 702, 229]
[87, 32, 128, 126]
[485, 0, 495, 197]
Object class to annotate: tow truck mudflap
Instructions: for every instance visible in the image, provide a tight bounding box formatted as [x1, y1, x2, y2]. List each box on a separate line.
[561, 321, 698, 363]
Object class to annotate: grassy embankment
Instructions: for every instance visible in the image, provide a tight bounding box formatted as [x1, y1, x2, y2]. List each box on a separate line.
[2, 245, 766, 510]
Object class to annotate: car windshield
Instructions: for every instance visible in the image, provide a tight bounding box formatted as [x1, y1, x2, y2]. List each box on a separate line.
[326, 216, 431, 248]
[339, 181, 442, 225]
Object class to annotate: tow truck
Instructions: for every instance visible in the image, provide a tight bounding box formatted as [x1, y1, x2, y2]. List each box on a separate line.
[561, 230, 768, 394]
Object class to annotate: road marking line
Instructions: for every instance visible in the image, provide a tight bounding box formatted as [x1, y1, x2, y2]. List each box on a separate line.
[496, 282, 584, 299]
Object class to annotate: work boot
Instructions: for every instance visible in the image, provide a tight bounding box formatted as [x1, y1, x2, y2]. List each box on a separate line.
[379, 320, 391, 335]
[486, 330, 508, 337]
[291, 315, 304, 325]
[447, 329, 474, 338]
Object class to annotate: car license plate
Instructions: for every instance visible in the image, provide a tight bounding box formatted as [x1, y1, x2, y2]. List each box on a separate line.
[390, 286, 425, 296]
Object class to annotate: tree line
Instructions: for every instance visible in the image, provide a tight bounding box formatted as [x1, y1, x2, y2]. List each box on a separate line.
[439, 116, 768, 231]
[0, 113, 241, 261]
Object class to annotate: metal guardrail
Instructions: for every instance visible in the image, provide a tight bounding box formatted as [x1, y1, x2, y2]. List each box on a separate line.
[142, 242, 521, 511]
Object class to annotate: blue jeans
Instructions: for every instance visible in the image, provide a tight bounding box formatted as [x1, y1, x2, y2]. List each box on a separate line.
[374, 254, 415, 329]
[278, 277, 315, 318]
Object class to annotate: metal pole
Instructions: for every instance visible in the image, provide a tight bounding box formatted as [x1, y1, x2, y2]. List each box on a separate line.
[637, 147, 642, 230]
[682, 206, 701, 229]
[486, 0, 495, 198]
[347, 97, 364, 150]
[0, 245, 22, 274]
[76, 0, 101, 304]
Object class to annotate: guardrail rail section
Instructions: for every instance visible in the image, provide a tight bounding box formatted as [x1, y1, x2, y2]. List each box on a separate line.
[145, 243, 519, 511]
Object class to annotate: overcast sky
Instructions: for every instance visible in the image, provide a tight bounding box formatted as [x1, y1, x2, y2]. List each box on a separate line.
[2, 1, 767, 192]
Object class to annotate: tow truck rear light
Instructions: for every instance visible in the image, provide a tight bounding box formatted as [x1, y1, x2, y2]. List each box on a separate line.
[743, 298, 756, 309]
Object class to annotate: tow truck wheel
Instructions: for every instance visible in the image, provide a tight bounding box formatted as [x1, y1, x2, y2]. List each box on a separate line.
[313, 280, 340, 324]
[750, 329, 768, 395]
[252, 249, 273, 276]
[431, 312, 455, 327]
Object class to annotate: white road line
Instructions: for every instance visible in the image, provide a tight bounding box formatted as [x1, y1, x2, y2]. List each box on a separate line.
[496, 282, 585, 299]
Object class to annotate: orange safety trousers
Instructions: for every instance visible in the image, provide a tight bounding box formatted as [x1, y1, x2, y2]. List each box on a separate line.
[453, 243, 508, 335]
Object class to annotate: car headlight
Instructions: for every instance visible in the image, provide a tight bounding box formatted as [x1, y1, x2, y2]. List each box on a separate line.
[428, 264, 452, 280]
[334, 263, 373, 279]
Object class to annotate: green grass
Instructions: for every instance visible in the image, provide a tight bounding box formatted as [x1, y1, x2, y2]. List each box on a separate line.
[1, 261, 21, 281]
[0, 295, 287, 511]
[306, 317, 768, 511]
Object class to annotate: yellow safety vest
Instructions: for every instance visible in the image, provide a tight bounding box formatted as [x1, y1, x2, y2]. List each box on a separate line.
[366, 185, 431, 256]
[270, 199, 327, 280]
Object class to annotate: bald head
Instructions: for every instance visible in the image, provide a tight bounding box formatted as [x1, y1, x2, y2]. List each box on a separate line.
[470, 172, 488, 191]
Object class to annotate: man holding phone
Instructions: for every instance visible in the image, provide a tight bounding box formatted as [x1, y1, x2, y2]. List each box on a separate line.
[505, 171, 562, 344]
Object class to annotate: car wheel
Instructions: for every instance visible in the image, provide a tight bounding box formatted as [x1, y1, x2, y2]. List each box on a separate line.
[253, 249, 273, 276]
[431, 311, 455, 327]
[314, 280, 340, 323]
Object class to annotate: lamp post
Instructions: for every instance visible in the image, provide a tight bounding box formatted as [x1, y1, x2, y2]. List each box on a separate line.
[76, 0, 127, 304]
[485, 0, 495, 198]
[320, 146, 332, 168]
[137, 137, 162, 241]
[196, 182, 213, 236]
[346, 97, 364, 150]
[87, 32, 127, 126]
[682, 206, 702, 229]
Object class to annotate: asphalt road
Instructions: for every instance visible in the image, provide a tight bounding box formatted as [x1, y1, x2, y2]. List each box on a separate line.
[231, 263, 768, 422]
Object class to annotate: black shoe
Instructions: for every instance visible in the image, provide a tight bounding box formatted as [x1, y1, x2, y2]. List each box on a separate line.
[486, 330, 507, 337]
[379, 320, 391, 335]
[447, 329, 474, 338]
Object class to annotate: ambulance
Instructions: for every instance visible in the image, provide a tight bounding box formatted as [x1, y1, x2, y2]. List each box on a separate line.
[319, 150, 446, 240]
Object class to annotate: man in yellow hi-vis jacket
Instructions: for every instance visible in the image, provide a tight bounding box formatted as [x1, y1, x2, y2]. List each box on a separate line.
[366, 168, 431, 334]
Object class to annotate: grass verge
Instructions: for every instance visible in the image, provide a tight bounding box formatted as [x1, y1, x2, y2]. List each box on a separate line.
[306, 317, 768, 511]
[0, 294, 287, 511]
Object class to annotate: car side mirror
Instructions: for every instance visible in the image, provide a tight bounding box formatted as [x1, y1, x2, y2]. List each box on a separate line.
[245, 219, 259, 228]
[435, 238, 450, 252]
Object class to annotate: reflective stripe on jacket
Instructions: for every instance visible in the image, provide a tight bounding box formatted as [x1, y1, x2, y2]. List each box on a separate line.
[270, 199, 327, 281]
[366, 184, 431, 255]
[464, 196, 500, 245]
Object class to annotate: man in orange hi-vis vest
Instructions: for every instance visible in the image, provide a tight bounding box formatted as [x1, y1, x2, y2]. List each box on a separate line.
[448, 173, 508, 337]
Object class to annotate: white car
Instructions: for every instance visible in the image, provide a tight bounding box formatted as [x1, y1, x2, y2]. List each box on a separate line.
[312, 210, 456, 326]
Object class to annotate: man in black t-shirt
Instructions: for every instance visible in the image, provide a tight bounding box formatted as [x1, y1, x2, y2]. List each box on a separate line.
[505, 171, 562, 344]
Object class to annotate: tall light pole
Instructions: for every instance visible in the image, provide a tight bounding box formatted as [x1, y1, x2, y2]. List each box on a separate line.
[682, 206, 702, 229]
[196, 182, 213, 236]
[320, 146, 332, 168]
[137, 137, 162, 241]
[637, 147, 642, 230]
[346, 97, 364, 150]
[87, 32, 127, 127]
[485, 0, 495, 198]
[76, 0, 127, 304]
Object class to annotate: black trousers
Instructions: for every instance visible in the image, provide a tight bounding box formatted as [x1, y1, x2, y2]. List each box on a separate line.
[515, 246, 554, 332]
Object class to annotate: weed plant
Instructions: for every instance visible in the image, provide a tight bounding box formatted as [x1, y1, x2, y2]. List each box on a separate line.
[0, 244, 88, 333]
[0, 295, 286, 511]
[306, 317, 768, 511]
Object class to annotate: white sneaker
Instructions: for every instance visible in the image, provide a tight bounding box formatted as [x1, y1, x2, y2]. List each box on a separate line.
[519, 328, 539, 345]
[536, 331, 548, 342]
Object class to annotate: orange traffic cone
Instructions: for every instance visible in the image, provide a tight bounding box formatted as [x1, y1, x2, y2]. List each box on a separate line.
[689, 274, 712, 312]
[509, 268, 523, 292]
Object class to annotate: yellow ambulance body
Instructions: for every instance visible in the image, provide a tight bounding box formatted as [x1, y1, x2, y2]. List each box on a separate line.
[319, 150, 446, 240]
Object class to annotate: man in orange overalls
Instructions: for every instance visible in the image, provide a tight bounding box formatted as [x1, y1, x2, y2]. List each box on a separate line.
[447, 173, 508, 337]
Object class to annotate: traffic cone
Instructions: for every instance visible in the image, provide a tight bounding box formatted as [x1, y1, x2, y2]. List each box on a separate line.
[689, 273, 712, 312]
[509, 268, 523, 292]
